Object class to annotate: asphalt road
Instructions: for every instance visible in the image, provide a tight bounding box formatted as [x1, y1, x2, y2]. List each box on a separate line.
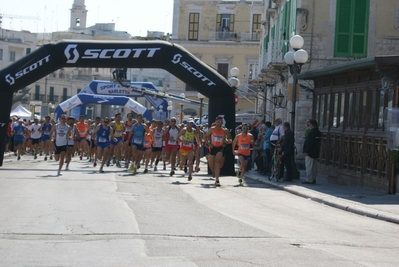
[0, 155, 398, 266]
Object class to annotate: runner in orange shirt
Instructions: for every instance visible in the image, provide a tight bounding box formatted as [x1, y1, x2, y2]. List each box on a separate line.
[232, 123, 254, 185]
[76, 115, 88, 160]
[204, 116, 232, 186]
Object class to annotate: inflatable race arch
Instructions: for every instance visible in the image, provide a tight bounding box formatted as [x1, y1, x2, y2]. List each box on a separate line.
[69, 80, 169, 120]
[0, 40, 236, 175]
[55, 93, 152, 121]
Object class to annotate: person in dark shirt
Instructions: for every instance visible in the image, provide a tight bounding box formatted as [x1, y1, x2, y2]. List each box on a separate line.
[302, 119, 322, 184]
[278, 122, 295, 181]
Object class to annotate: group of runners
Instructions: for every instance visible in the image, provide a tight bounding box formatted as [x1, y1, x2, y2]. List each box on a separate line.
[8, 113, 255, 187]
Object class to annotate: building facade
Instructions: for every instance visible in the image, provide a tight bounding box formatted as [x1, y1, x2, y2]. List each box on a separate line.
[170, 0, 264, 116]
[252, 0, 399, 192]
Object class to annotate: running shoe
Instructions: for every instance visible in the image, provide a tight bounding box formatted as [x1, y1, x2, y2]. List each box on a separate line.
[65, 166, 69, 171]
[125, 162, 129, 169]
[195, 167, 200, 172]
[80, 156, 83, 160]
[106, 160, 110, 167]
[179, 165, 183, 171]
[163, 164, 166, 170]
[239, 178, 243, 185]
[133, 167, 137, 174]
[129, 164, 134, 171]
[17, 155, 20, 160]
[34, 155, 37, 159]
[143, 168, 148, 174]
[184, 165, 187, 173]
[154, 166, 158, 171]
[137, 164, 140, 169]
[99, 167, 104, 173]
[169, 170, 175, 176]
[39, 152, 42, 156]
[44, 156, 47, 161]
[112, 158, 116, 164]
[214, 180, 221, 187]
[116, 161, 121, 168]
[50, 155, 53, 160]
[57, 170, 62, 176]
[188, 174, 192, 181]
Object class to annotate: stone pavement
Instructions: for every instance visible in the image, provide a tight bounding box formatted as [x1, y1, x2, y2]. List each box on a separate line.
[3, 151, 399, 224]
[244, 169, 399, 224]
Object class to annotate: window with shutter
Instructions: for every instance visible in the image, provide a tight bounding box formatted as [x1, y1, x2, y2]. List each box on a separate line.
[188, 13, 199, 41]
[334, 0, 369, 58]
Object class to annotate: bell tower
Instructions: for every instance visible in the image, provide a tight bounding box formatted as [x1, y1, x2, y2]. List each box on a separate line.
[69, 0, 88, 31]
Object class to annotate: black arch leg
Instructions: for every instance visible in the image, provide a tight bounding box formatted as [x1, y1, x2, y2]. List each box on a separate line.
[0, 90, 14, 166]
[208, 95, 236, 176]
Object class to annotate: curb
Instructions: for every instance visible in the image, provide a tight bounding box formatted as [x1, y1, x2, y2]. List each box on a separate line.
[245, 173, 399, 225]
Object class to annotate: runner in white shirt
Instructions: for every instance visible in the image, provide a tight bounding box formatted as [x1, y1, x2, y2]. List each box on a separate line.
[28, 118, 42, 159]
[49, 115, 71, 176]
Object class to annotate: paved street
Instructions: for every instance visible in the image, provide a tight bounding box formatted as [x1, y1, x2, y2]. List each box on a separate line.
[0, 154, 399, 266]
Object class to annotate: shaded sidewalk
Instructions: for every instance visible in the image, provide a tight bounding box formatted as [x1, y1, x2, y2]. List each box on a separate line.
[245, 169, 399, 224]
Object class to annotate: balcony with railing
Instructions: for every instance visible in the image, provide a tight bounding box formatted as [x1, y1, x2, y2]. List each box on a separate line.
[265, 39, 289, 67]
[209, 31, 238, 42]
[240, 32, 261, 42]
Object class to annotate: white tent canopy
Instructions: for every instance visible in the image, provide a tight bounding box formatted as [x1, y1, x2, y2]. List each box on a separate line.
[10, 105, 40, 120]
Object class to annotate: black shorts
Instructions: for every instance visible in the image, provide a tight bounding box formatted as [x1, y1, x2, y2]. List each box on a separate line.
[32, 138, 41, 145]
[55, 145, 67, 154]
[132, 144, 143, 151]
[210, 146, 224, 156]
[14, 140, 23, 146]
[152, 147, 162, 152]
[87, 139, 96, 148]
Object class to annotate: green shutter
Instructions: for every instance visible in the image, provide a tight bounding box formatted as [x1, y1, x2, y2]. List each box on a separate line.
[271, 25, 275, 39]
[334, 0, 368, 57]
[335, 0, 352, 55]
[352, 0, 368, 56]
[264, 35, 269, 50]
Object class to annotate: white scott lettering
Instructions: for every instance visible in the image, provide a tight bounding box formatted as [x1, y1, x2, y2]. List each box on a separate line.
[82, 48, 161, 59]
[171, 54, 216, 87]
[5, 55, 51, 85]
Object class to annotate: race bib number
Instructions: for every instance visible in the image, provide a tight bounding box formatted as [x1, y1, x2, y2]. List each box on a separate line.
[134, 138, 142, 144]
[98, 137, 107, 142]
[168, 140, 176, 145]
[79, 130, 85, 134]
[116, 130, 123, 135]
[213, 136, 223, 143]
[126, 127, 131, 132]
[144, 141, 150, 146]
[183, 142, 192, 148]
[44, 131, 50, 135]
[240, 144, 249, 150]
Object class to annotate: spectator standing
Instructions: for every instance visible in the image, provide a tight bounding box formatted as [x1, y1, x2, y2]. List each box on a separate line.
[278, 122, 295, 181]
[302, 119, 322, 184]
[262, 121, 273, 176]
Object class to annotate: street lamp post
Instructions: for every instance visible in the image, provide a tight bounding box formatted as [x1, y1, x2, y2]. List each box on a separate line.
[284, 35, 309, 134]
[197, 92, 205, 124]
[167, 100, 173, 118]
[284, 35, 308, 179]
[228, 67, 240, 91]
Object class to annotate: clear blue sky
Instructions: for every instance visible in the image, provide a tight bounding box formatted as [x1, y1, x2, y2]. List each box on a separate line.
[0, 0, 174, 36]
